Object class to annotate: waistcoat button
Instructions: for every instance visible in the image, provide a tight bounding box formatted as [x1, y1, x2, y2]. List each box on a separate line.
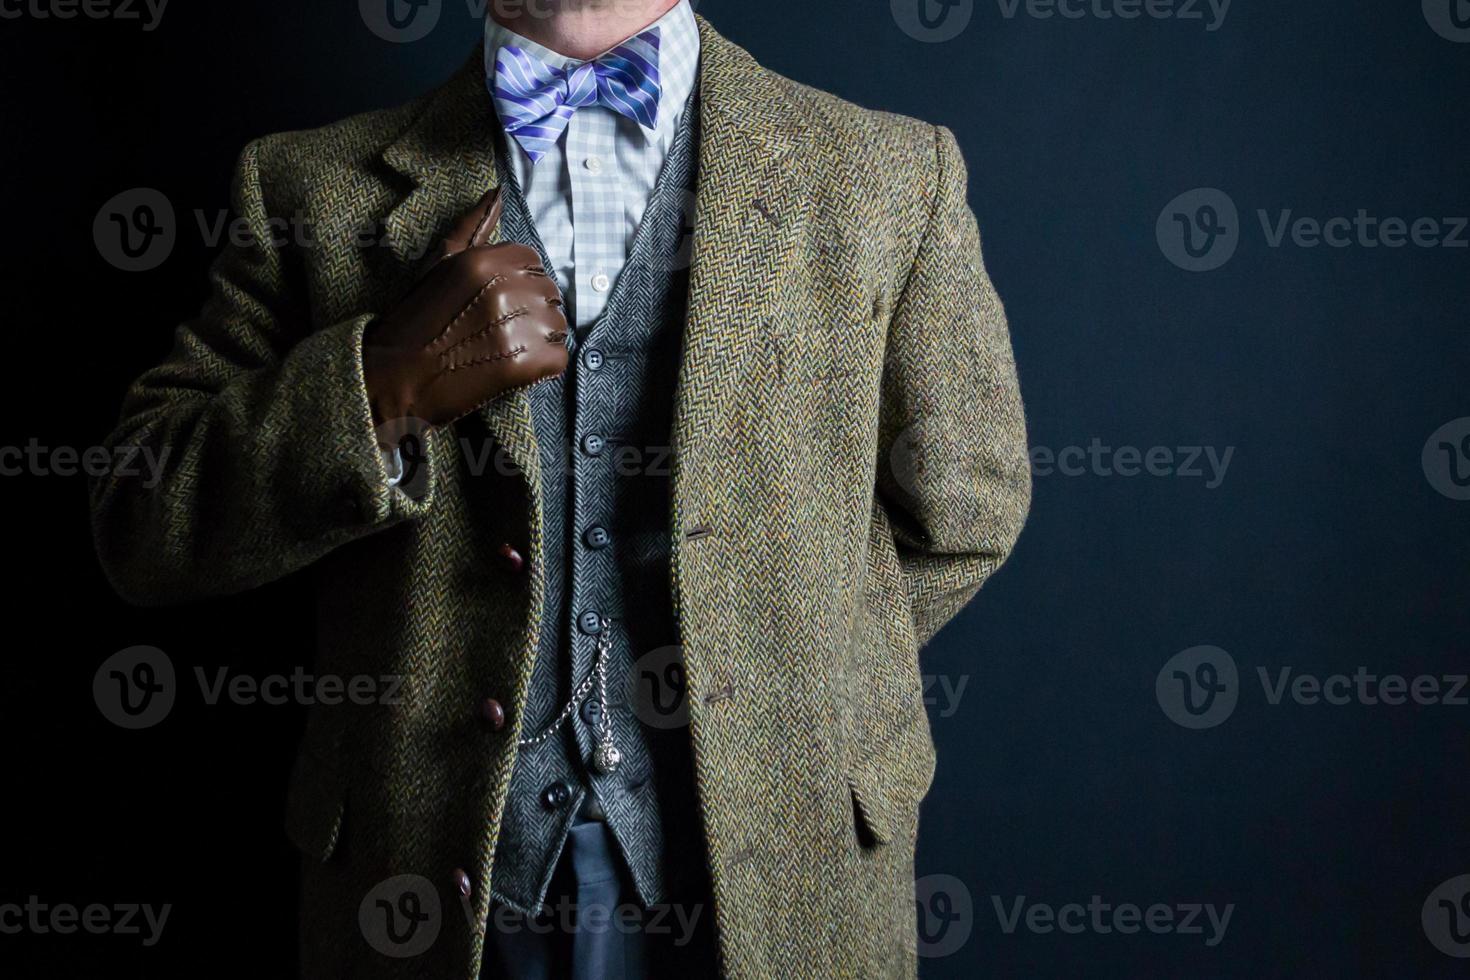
[580, 697, 603, 727]
[541, 781, 572, 809]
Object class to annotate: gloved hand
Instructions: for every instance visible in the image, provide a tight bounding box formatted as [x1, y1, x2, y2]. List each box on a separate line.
[362, 187, 568, 449]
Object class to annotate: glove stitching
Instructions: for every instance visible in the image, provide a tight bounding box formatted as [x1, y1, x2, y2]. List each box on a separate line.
[440, 344, 528, 372]
[452, 307, 533, 351]
[427, 275, 507, 351]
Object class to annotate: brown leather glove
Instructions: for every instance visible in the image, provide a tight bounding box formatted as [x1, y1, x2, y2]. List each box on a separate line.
[362, 187, 568, 449]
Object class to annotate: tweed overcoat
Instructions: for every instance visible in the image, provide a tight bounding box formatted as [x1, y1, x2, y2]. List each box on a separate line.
[90, 17, 1031, 979]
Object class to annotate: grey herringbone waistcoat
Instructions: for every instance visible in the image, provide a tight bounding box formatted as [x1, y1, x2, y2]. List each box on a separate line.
[488, 95, 703, 915]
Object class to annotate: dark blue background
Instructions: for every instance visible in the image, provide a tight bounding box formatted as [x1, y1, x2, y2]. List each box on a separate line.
[2, 0, 1467, 976]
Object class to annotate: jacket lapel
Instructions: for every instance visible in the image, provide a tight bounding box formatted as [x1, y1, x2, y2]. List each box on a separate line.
[380, 53, 501, 266]
[674, 18, 815, 472]
[380, 52, 540, 487]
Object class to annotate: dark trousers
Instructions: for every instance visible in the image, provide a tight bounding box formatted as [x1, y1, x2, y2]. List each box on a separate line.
[480, 819, 720, 980]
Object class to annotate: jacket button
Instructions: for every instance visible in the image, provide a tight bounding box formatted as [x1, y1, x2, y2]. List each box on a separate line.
[583, 525, 610, 550]
[479, 698, 507, 732]
[581, 434, 605, 456]
[581, 347, 605, 371]
[541, 781, 572, 809]
[497, 543, 526, 574]
[452, 868, 472, 898]
[577, 611, 603, 636]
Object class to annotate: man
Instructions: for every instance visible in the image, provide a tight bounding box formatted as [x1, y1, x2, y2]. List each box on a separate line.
[89, 1, 1031, 977]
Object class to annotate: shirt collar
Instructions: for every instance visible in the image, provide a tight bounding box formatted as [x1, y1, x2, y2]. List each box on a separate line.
[483, 1, 700, 140]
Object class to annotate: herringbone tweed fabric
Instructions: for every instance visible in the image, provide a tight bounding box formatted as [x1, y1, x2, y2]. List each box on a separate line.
[89, 16, 1030, 980]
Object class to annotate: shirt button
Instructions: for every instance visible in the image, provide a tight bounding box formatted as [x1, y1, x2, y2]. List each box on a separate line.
[583, 525, 610, 550]
[578, 611, 604, 636]
[581, 347, 605, 371]
[581, 434, 605, 456]
[584, 155, 604, 174]
[591, 272, 611, 293]
[541, 782, 572, 810]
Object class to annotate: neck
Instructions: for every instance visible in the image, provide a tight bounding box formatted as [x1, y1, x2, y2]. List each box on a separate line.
[492, 0, 680, 60]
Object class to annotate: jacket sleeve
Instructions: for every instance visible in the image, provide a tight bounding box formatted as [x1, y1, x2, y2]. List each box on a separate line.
[875, 124, 1031, 647]
[89, 139, 436, 606]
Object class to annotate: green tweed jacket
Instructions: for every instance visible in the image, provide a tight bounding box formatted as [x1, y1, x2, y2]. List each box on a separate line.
[90, 16, 1030, 979]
